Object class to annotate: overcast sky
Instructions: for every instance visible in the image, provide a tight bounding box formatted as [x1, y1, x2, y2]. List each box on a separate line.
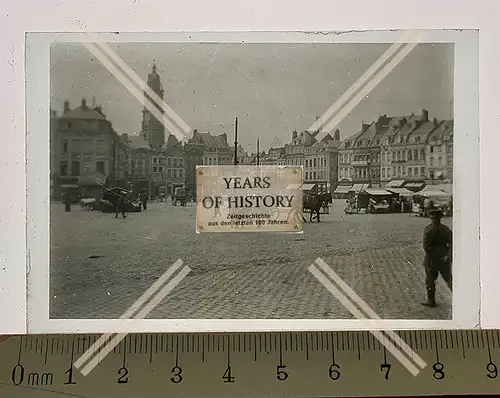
[50, 42, 453, 151]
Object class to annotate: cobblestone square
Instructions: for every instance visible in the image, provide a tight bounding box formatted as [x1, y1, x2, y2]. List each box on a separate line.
[49, 201, 452, 320]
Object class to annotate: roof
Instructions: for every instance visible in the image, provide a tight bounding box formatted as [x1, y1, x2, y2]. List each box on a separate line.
[428, 120, 453, 141]
[127, 135, 151, 150]
[192, 132, 230, 149]
[60, 105, 107, 120]
[407, 119, 438, 141]
[339, 131, 363, 149]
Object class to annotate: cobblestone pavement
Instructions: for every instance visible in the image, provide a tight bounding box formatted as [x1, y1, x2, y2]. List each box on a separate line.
[49, 201, 452, 320]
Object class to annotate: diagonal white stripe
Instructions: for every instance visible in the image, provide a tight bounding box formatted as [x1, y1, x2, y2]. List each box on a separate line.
[320, 35, 424, 137]
[74, 259, 184, 369]
[90, 38, 192, 135]
[79, 265, 191, 376]
[308, 264, 422, 376]
[308, 30, 418, 133]
[314, 257, 426, 369]
[81, 41, 186, 142]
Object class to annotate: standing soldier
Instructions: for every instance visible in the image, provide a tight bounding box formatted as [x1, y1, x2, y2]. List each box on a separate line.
[115, 194, 127, 219]
[421, 208, 452, 308]
[140, 190, 149, 211]
[64, 190, 72, 212]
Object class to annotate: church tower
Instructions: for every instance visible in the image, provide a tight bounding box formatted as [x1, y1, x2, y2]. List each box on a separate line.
[140, 63, 166, 150]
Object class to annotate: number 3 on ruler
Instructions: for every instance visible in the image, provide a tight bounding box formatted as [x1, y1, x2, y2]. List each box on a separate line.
[171, 366, 183, 384]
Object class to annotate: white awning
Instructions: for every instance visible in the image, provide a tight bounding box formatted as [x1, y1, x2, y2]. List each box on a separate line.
[334, 185, 352, 194]
[422, 183, 453, 195]
[387, 179, 406, 188]
[387, 187, 413, 196]
[301, 183, 317, 191]
[418, 190, 451, 198]
[349, 183, 367, 193]
[362, 188, 391, 196]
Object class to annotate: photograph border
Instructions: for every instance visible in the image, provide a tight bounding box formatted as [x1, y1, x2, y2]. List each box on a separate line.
[26, 29, 479, 334]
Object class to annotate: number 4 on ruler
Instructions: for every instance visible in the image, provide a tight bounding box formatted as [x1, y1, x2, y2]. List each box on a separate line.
[222, 366, 235, 383]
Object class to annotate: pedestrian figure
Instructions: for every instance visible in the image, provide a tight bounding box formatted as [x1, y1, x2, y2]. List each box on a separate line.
[421, 208, 452, 308]
[64, 190, 71, 212]
[115, 195, 127, 219]
[140, 191, 148, 211]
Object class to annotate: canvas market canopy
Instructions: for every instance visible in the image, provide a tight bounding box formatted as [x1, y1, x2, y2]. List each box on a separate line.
[334, 185, 352, 194]
[361, 188, 392, 196]
[387, 187, 413, 196]
[349, 183, 369, 193]
[387, 179, 406, 188]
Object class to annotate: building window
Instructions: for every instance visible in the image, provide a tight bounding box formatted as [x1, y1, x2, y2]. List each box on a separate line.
[60, 161, 68, 176]
[153, 166, 158, 172]
[408, 150, 412, 161]
[408, 167, 413, 176]
[67, 122, 72, 129]
[382, 168, 386, 178]
[62, 141, 68, 153]
[96, 161, 105, 174]
[167, 158, 171, 167]
[71, 161, 80, 176]
[420, 167, 425, 176]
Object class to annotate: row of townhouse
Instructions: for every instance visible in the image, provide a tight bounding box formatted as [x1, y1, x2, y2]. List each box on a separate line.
[337, 109, 453, 188]
[122, 128, 232, 197]
[267, 129, 342, 192]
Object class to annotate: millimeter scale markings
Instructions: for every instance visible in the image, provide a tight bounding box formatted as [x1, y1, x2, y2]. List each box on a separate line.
[1, 330, 500, 397]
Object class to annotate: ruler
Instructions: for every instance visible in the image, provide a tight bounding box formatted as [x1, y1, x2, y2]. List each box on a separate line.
[0, 330, 499, 397]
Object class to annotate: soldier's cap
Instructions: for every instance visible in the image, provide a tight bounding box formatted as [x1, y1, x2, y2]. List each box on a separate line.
[428, 208, 443, 218]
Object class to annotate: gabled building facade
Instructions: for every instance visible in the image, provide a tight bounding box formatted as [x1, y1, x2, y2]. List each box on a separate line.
[189, 129, 232, 165]
[52, 98, 127, 199]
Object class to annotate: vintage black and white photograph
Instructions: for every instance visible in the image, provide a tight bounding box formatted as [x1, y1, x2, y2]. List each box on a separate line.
[25, 30, 480, 332]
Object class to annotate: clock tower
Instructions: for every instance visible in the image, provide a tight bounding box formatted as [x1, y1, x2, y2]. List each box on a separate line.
[140, 63, 165, 150]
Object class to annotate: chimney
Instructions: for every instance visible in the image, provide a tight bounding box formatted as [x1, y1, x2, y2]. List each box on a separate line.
[63, 100, 70, 114]
[193, 129, 198, 136]
[220, 133, 228, 143]
[432, 117, 438, 127]
[81, 97, 87, 108]
[333, 129, 340, 141]
[292, 130, 298, 140]
[421, 109, 429, 121]
[361, 123, 370, 133]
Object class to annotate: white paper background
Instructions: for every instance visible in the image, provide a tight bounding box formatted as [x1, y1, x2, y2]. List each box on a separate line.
[1, 0, 498, 334]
